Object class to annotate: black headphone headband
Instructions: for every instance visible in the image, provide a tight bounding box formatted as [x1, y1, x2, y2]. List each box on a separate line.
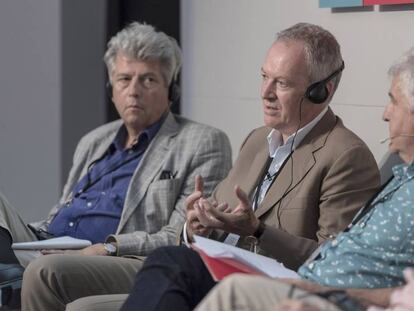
[305, 61, 345, 104]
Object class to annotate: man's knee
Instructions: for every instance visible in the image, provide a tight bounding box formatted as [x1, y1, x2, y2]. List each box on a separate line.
[145, 246, 195, 265]
[23, 254, 68, 289]
[66, 294, 128, 311]
[217, 274, 253, 292]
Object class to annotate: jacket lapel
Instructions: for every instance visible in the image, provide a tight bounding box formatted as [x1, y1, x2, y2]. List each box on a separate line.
[255, 109, 337, 218]
[243, 138, 272, 199]
[117, 112, 179, 232]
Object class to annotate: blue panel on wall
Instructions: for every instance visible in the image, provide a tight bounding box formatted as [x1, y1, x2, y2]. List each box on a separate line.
[319, 0, 363, 7]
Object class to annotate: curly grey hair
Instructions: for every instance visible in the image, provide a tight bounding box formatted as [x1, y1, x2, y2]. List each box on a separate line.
[388, 47, 414, 111]
[276, 23, 343, 92]
[104, 22, 181, 86]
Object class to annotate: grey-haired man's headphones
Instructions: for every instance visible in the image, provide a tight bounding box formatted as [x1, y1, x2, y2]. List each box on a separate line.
[304, 61, 345, 104]
[168, 78, 180, 102]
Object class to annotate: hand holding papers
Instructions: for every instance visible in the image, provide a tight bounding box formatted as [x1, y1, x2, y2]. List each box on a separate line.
[191, 235, 299, 281]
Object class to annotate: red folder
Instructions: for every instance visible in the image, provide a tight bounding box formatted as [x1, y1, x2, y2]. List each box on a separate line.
[190, 235, 299, 281]
[192, 246, 265, 281]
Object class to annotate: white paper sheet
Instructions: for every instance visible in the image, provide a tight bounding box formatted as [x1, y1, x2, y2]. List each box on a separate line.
[12, 236, 92, 250]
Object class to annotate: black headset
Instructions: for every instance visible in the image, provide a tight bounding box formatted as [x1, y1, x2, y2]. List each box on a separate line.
[168, 77, 180, 102]
[304, 61, 345, 104]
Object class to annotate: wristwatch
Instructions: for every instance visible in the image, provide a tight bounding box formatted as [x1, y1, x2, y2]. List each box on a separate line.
[253, 221, 266, 239]
[103, 242, 117, 256]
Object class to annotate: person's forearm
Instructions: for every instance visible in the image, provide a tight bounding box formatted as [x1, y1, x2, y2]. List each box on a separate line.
[280, 279, 397, 308]
[346, 287, 396, 308]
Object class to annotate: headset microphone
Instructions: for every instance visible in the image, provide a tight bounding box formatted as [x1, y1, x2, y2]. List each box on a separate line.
[380, 134, 414, 144]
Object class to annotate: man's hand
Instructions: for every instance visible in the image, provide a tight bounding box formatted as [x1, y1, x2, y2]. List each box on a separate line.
[196, 185, 260, 236]
[185, 175, 211, 239]
[368, 268, 414, 311]
[41, 243, 108, 256]
[279, 278, 331, 294]
[271, 300, 322, 311]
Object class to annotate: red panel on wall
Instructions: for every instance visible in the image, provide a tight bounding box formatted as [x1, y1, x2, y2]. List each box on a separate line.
[364, 0, 414, 4]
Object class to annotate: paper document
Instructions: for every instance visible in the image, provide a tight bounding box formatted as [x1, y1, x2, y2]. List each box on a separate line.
[12, 236, 92, 250]
[193, 235, 299, 279]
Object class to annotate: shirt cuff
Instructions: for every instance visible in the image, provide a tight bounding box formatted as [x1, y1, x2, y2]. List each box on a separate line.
[182, 221, 190, 245]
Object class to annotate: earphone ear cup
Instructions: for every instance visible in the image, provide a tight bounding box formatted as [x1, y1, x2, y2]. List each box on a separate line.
[105, 81, 113, 99]
[168, 82, 180, 102]
[305, 82, 329, 104]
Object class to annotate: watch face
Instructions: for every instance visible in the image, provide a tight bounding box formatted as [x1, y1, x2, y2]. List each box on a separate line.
[104, 243, 117, 255]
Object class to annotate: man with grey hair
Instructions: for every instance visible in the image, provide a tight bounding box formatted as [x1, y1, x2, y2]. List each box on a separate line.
[0, 21, 231, 307]
[22, 22, 380, 311]
[189, 46, 414, 311]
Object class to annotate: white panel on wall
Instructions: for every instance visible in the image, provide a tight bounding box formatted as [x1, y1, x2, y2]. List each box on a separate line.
[0, 0, 106, 222]
[181, 0, 414, 163]
[0, 0, 61, 222]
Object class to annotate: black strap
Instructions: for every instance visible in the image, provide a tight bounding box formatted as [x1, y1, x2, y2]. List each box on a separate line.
[344, 176, 394, 232]
[253, 153, 292, 209]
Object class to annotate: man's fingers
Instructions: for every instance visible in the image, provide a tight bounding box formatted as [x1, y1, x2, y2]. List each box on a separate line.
[195, 175, 204, 193]
[404, 268, 414, 283]
[185, 191, 203, 210]
[196, 200, 224, 228]
[216, 202, 229, 212]
[234, 185, 251, 207]
[203, 202, 235, 224]
[41, 249, 65, 255]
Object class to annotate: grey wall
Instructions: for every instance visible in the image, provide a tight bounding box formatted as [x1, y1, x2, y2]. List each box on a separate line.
[180, 1, 414, 163]
[2, 0, 413, 222]
[0, 0, 106, 222]
[61, 0, 107, 185]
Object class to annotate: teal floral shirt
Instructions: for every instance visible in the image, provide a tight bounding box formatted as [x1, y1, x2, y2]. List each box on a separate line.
[299, 162, 414, 288]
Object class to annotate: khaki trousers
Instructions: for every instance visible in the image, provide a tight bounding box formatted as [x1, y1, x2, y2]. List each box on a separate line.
[21, 254, 143, 311]
[0, 192, 41, 266]
[196, 274, 342, 311]
[66, 294, 128, 311]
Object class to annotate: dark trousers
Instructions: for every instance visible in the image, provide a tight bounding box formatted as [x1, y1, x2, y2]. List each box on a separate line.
[0, 227, 19, 264]
[120, 245, 216, 311]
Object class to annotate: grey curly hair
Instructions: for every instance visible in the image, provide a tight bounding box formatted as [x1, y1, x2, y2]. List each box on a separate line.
[104, 22, 181, 86]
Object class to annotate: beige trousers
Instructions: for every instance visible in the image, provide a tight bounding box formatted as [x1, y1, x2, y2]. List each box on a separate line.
[196, 274, 342, 311]
[21, 254, 143, 311]
[0, 192, 41, 266]
[66, 294, 128, 311]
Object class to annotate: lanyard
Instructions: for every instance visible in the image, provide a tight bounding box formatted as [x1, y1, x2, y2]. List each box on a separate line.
[344, 176, 394, 232]
[305, 177, 396, 265]
[253, 152, 292, 209]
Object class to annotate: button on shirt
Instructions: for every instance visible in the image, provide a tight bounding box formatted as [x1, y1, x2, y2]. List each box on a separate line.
[48, 119, 163, 244]
[299, 162, 414, 288]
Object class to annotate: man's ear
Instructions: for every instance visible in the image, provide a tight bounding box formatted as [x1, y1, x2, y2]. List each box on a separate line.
[325, 80, 337, 103]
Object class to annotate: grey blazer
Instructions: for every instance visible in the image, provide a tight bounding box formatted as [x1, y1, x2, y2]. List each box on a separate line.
[36, 112, 232, 256]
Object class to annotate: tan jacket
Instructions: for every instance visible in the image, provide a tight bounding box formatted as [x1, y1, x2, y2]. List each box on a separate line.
[210, 108, 380, 270]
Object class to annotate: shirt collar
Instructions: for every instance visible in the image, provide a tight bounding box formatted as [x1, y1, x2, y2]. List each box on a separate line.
[392, 160, 414, 182]
[111, 113, 167, 152]
[267, 107, 328, 157]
